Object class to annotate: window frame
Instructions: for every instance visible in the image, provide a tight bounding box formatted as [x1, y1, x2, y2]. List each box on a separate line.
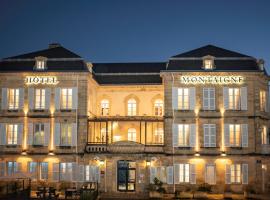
[154, 99, 163, 116]
[127, 99, 137, 116]
[203, 88, 215, 110]
[178, 88, 189, 110]
[40, 162, 49, 180]
[228, 88, 241, 110]
[60, 123, 72, 146]
[127, 128, 136, 142]
[101, 99, 110, 116]
[204, 124, 216, 147]
[230, 164, 241, 184]
[260, 90, 267, 112]
[178, 124, 190, 147]
[33, 123, 45, 146]
[61, 88, 73, 110]
[34, 88, 46, 110]
[179, 163, 190, 183]
[7, 124, 18, 145]
[229, 124, 241, 147]
[8, 88, 19, 110]
[262, 126, 269, 145]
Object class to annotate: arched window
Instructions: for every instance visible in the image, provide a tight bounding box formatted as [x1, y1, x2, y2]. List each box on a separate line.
[154, 99, 163, 116]
[128, 128, 136, 142]
[101, 99, 109, 116]
[127, 99, 136, 116]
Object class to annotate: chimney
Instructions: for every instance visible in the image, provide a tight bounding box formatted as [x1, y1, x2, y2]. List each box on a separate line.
[49, 43, 61, 49]
[257, 59, 265, 71]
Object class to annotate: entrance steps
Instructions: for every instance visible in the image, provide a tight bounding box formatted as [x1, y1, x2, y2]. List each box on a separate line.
[99, 192, 148, 200]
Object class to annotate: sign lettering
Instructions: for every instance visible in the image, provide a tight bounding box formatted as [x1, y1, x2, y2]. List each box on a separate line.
[180, 76, 244, 85]
[25, 76, 59, 85]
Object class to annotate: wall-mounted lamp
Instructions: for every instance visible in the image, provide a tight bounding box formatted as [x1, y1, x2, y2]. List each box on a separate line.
[221, 151, 226, 157]
[146, 161, 151, 167]
[21, 150, 27, 156]
[99, 160, 105, 166]
[194, 152, 200, 157]
[48, 150, 55, 156]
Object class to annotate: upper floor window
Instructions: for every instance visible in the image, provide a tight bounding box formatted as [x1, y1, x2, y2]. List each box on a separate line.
[35, 89, 45, 110]
[260, 90, 267, 112]
[262, 126, 269, 145]
[35, 57, 47, 70]
[203, 88, 215, 110]
[178, 88, 189, 110]
[229, 124, 241, 147]
[60, 123, 72, 146]
[101, 99, 109, 116]
[178, 124, 189, 147]
[228, 88, 240, 110]
[204, 124, 216, 147]
[127, 99, 136, 116]
[203, 58, 214, 70]
[61, 88, 72, 110]
[8, 88, 19, 110]
[225, 124, 248, 148]
[127, 128, 136, 142]
[33, 123, 45, 145]
[7, 124, 18, 145]
[154, 99, 163, 116]
[154, 128, 164, 144]
[100, 127, 106, 143]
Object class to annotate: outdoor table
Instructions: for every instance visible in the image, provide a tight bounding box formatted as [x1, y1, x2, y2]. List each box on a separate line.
[65, 188, 77, 199]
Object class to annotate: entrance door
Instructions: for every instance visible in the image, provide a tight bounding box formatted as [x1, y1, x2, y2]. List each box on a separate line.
[117, 161, 136, 191]
[205, 164, 216, 185]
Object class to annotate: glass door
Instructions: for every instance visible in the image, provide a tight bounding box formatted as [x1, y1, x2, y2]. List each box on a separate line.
[117, 161, 136, 191]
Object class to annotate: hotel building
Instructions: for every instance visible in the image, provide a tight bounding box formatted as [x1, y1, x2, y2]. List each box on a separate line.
[0, 44, 269, 197]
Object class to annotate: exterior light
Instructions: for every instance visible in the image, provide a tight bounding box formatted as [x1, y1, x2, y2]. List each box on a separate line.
[221, 151, 226, 157]
[21, 150, 27, 156]
[99, 160, 105, 166]
[146, 161, 151, 167]
[194, 152, 200, 157]
[48, 150, 55, 156]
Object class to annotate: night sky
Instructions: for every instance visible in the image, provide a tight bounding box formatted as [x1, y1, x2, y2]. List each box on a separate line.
[0, 0, 270, 72]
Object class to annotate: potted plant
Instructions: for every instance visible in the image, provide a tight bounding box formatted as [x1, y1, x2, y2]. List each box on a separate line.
[148, 177, 166, 199]
[224, 185, 232, 199]
[244, 184, 257, 199]
[194, 183, 211, 198]
[175, 185, 193, 199]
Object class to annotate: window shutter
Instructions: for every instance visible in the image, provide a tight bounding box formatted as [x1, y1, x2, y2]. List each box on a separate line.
[223, 87, 229, 110]
[1, 88, 7, 110]
[0, 161, 5, 176]
[173, 124, 179, 147]
[78, 165, 85, 182]
[172, 87, 178, 110]
[241, 87, 247, 110]
[54, 88, 61, 110]
[52, 163, 59, 181]
[210, 125, 216, 147]
[189, 124, 196, 147]
[174, 164, 180, 184]
[28, 88, 34, 110]
[72, 163, 77, 182]
[72, 87, 78, 110]
[241, 124, 248, 147]
[189, 87, 196, 110]
[54, 123, 60, 146]
[150, 167, 157, 183]
[203, 88, 209, 110]
[90, 166, 95, 182]
[19, 88, 24, 109]
[204, 124, 210, 147]
[17, 123, 23, 145]
[190, 164, 196, 184]
[44, 123, 50, 146]
[71, 123, 77, 147]
[166, 166, 173, 184]
[95, 166, 100, 183]
[224, 124, 230, 147]
[242, 164, 248, 184]
[45, 88, 51, 110]
[27, 123, 33, 146]
[225, 164, 231, 184]
[0, 123, 6, 145]
[209, 88, 215, 110]
[160, 166, 166, 183]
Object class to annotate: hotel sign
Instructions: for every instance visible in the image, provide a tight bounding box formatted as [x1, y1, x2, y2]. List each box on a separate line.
[25, 76, 59, 85]
[180, 76, 244, 85]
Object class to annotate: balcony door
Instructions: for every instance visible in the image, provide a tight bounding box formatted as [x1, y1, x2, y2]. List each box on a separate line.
[117, 161, 136, 192]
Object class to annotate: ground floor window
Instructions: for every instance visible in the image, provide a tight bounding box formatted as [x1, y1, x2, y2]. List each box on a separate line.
[205, 164, 216, 184]
[117, 161, 136, 192]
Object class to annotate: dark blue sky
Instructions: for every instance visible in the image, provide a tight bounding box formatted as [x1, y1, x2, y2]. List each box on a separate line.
[0, 0, 270, 71]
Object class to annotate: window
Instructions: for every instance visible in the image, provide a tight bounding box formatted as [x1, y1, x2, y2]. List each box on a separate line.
[8, 88, 19, 110]
[179, 164, 190, 183]
[7, 124, 18, 145]
[100, 127, 106, 143]
[33, 123, 44, 145]
[204, 59, 214, 70]
[127, 99, 136, 116]
[61, 88, 72, 110]
[36, 60, 45, 70]
[85, 165, 100, 182]
[128, 128, 136, 142]
[178, 124, 189, 146]
[101, 99, 109, 116]
[154, 128, 164, 144]
[204, 124, 216, 147]
[40, 162, 48, 180]
[205, 164, 216, 185]
[260, 90, 267, 112]
[230, 164, 241, 183]
[7, 161, 19, 175]
[154, 99, 163, 116]
[262, 126, 269, 145]
[60, 163, 73, 181]
[60, 124, 72, 146]
[178, 88, 189, 110]
[229, 124, 241, 147]
[35, 89, 45, 110]
[28, 162, 37, 179]
[228, 88, 240, 110]
[203, 88, 215, 110]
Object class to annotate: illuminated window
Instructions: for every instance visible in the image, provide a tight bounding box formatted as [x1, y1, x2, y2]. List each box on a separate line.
[204, 59, 214, 70]
[260, 90, 267, 112]
[179, 164, 190, 183]
[154, 128, 164, 144]
[60, 123, 72, 146]
[36, 60, 45, 70]
[101, 99, 109, 116]
[8, 88, 19, 110]
[33, 123, 45, 145]
[228, 88, 240, 110]
[154, 99, 163, 116]
[61, 88, 72, 110]
[230, 164, 241, 183]
[229, 124, 241, 147]
[100, 127, 106, 143]
[28, 162, 37, 179]
[60, 162, 73, 181]
[7, 161, 19, 175]
[178, 88, 189, 110]
[203, 88, 215, 110]
[178, 124, 189, 146]
[127, 99, 136, 116]
[7, 124, 18, 145]
[35, 89, 45, 110]
[128, 128, 136, 142]
[262, 126, 269, 145]
[40, 162, 48, 180]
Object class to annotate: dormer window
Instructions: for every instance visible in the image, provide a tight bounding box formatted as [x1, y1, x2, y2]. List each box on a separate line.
[35, 57, 47, 70]
[203, 56, 214, 70]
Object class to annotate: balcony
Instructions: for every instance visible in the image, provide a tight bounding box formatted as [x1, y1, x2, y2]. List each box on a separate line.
[86, 116, 164, 153]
